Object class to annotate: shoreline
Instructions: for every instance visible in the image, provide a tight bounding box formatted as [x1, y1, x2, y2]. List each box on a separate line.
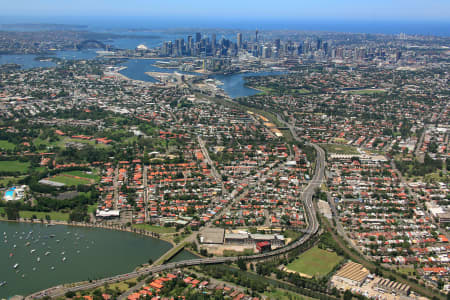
[0, 218, 182, 299]
[0, 218, 175, 246]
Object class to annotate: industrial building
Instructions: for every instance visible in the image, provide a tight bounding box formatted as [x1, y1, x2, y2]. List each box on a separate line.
[199, 229, 285, 247]
[376, 278, 410, 296]
[333, 262, 370, 287]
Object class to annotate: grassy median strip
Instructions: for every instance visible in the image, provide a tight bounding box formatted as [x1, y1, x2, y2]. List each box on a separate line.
[155, 242, 186, 265]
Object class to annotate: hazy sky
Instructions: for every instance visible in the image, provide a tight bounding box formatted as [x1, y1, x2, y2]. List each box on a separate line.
[2, 0, 450, 21]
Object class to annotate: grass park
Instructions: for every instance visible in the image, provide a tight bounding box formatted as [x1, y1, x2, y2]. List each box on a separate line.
[19, 210, 70, 221]
[0, 140, 16, 150]
[33, 137, 61, 149]
[286, 246, 343, 277]
[0, 208, 70, 221]
[345, 89, 386, 95]
[255, 86, 310, 95]
[33, 137, 110, 151]
[320, 143, 360, 155]
[0, 176, 26, 187]
[264, 289, 317, 300]
[132, 223, 177, 234]
[0, 160, 31, 173]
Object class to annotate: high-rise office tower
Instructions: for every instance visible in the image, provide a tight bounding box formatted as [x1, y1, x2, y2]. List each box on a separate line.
[162, 42, 169, 56]
[255, 30, 259, 43]
[237, 33, 242, 49]
[297, 44, 303, 55]
[274, 39, 281, 50]
[262, 46, 271, 58]
[211, 34, 216, 48]
[175, 39, 181, 56]
[323, 42, 328, 54]
[195, 32, 202, 43]
[316, 39, 322, 50]
[187, 36, 193, 54]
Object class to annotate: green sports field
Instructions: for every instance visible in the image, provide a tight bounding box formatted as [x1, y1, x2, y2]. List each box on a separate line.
[286, 246, 343, 277]
[63, 170, 100, 181]
[0, 160, 30, 173]
[48, 175, 91, 186]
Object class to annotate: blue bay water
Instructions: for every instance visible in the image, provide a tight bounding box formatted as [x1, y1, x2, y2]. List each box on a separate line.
[118, 58, 284, 98]
[0, 222, 172, 298]
[212, 71, 286, 99]
[0, 55, 56, 69]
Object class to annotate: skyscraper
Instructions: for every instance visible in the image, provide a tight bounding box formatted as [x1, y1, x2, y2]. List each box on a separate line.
[274, 39, 281, 50]
[211, 34, 216, 48]
[323, 41, 328, 54]
[255, 30, 259, 43]
[316, 39, 322, 50]
[237, 33, 242, 49]
[195, 32, 202, 43]
[187, 35, 193, 54]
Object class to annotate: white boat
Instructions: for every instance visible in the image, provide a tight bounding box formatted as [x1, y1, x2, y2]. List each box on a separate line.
[61, 251, 65, 255]
[51, 266, 55, 270]
[13, 263, 19, 269]
[0, 281, 6, 287]
[37, 257, 40, 262]
[44, 251, 50, 256]
[62, 257, 66, 262]
[13, 244, 16, 248]
[25, 242, 30, 246]
[30, 249, 36, 254]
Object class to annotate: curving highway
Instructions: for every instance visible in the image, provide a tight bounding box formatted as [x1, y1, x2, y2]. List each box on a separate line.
[26, 121, 326, 299]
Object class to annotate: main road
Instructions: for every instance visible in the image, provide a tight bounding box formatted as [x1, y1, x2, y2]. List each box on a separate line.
[26, 122, 326, 299]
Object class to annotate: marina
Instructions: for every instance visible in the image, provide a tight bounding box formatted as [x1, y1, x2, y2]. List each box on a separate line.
[0, 222, 172, 298]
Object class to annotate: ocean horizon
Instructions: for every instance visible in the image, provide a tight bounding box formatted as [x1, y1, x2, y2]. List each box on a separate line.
[1, 16, 449, 37]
